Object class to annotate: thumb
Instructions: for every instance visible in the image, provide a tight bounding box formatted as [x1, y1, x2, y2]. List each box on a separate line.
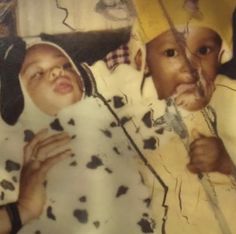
[191, 128, 204, 140]
[187, 163, 200, 174]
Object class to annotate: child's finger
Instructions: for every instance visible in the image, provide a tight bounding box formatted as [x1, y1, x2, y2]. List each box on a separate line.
[187, 159, 215, 173]
[23, 128, 49, 163]
[38, 149, 72, 180]
[40, 132, 70, 146]
[33, 133, 71, 161]
[36, 138, 71, 162]
[187, 162, 207, 173]
[189, 145, 206, 158]
[187, 163, 200, 174]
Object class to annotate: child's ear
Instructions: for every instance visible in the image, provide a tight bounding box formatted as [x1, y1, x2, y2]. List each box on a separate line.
[0, 37, 26, 125]
[0, 68, 24, 125]
[218, 49, 224, 64]
[144, 47, 151, 77]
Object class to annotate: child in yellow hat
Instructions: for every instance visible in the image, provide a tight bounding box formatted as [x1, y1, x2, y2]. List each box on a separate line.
[128, 0, 236, 233]
[135, 0, 233, 110]
[133, 0, 236, 177]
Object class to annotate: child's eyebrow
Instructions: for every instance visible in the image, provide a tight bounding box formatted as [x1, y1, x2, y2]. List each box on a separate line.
[152, 32, 179, 48]
[21, 53, 67, 75]
[21, 60, 39, 75]
[155, 38, 178, 50]
[198, 36, 222, 45]
[54, 54, 66, 58]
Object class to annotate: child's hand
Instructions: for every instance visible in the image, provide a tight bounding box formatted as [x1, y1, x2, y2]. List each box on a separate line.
[18, 129, 72, 223]
[187, 129, 233, 174]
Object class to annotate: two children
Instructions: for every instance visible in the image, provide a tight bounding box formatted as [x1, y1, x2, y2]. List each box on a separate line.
[0, 41, 158, 234]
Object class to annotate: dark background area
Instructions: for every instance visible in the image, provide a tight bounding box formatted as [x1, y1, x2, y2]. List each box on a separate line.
[40, 28, 131, 64]
[0, 1, 131, 64]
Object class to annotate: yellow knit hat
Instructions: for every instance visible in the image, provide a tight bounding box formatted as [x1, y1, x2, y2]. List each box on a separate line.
[133, 0, 235, 47]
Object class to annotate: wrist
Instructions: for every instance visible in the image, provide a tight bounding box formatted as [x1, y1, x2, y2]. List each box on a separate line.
[5, 203, 22, 234]
[17, 202, 38, 225]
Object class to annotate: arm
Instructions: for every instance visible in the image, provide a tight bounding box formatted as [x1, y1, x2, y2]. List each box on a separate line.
[0, 207, 12, 234]
[0, 204, 32, 234]
[0, 129, 72, 234]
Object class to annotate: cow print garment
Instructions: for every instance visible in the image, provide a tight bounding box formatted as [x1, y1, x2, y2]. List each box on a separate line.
[14, 96, 157, 234]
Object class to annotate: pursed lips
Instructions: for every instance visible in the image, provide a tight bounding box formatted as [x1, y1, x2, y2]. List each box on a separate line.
[53, 76, 73, 94]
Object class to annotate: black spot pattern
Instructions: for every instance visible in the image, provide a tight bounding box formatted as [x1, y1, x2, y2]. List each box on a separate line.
[70, 161, 78, 167]
[143, 198, 151, 208]
[116, 185, 129, 197]
[113, 146, 120, 155]
[127, 145, 132, 151]
[143, 137, 157, 150]
[142, 111, 152, 128]
[110, 122, 117, 127]
[100, 129, 112, 138]
[35, 230, 41, 234]
[113, 96, 125, 108]
[137, 218, 154, 233]
[68, 118, 75, 126]
[93, 221, 100, 228]
[47, 206, 56, 221]
[107, 98, 112, 104]
[120, 116, 132, 126]
[86, 155, 103, 169]
[43, 180, 48, 188]
[155, 128, 164, 135]
[12, 176, 18, 183]
[0, 191, 4, 200]
[24, 129, 35, 142]
[5, 160, 21, 172]
[0, 180, 15, 191]
[73, 209, 88, 223]
[79, 196, 87, 202]
[105, 168, 113, 174]
[71, 135, 77, 140]
[50, 119, 64, 131]
[139, 172, 145, 184]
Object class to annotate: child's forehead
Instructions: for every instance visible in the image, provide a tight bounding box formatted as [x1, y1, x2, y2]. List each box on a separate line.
[150, 27, 221, 46]
[133, 0, 234, 46]
[26, 44, 65, 58]
[21, 44, 68, 74]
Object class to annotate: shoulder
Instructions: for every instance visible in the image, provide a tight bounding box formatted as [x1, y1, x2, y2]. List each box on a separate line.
[211, 75, 236, 107]
[214, 75, 236, 92]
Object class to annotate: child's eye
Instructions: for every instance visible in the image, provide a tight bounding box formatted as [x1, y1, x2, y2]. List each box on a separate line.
[164, 49, 178, 57]
[31, 71, 44, 80]
[198, 46, 211, 55]
[63, 62, 74, 70]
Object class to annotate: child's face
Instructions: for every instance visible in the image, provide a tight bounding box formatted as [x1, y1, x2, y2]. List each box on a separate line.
[146, 27, 222, 111]
[20, 44, 83, 116]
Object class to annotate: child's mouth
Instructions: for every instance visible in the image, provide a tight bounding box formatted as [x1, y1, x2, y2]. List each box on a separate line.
[173, 83, 196, 97]
[53, 76, 73, 94]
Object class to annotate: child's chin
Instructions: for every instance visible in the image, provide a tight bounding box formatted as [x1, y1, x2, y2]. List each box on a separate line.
[175, 93, 210, 111]
[182, 101, 208, 111]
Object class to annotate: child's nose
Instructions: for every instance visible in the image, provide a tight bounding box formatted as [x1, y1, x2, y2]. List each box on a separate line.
[188, 53, 201, 69]
[180, 52, 201, 82]
[49, 66, 64, 80]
